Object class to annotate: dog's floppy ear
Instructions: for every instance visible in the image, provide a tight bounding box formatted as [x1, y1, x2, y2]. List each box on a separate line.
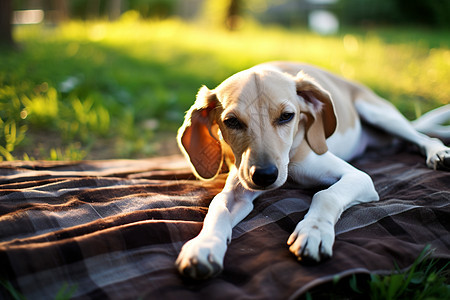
[296, 72, 337, 155]
[177, 86, 223, 180]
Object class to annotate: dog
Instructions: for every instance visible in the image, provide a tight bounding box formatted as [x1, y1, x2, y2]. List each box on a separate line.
[175, 61, 450, 279]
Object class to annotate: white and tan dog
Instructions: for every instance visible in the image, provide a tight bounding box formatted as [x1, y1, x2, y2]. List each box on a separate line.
[175, 61, 450, 279]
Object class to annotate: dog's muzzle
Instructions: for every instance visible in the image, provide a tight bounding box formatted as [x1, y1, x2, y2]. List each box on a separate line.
[250, 164, 278, 188]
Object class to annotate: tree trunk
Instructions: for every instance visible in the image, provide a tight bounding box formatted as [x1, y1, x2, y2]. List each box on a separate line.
[53, 0, 69, 23]
[109, 0, 122, 20]
[0, 0, 14, 47]
[226, 0, 241, 30]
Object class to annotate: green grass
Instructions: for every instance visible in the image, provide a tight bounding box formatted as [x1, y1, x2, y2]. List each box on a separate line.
[303, 245, 450, 299]
[1, 280, 76, 300]
[0, 13, 449, 160]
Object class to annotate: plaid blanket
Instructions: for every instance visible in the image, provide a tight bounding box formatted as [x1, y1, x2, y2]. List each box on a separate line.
[0, 151, 449, 299]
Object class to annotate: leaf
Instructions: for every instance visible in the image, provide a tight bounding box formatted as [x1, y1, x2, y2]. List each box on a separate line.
[0, 280, 26, 300]
[386, 274, 404, 300]
[0, 145, 14, 161]
[349, 274, 363, 294]
[55, 282, 77, 300]
[410, 271, 425, 285]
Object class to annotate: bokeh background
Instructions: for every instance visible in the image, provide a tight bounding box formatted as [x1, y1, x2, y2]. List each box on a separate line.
[1, 0, 449, 160]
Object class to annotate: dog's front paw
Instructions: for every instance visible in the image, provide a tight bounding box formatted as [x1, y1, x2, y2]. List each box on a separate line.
[175, 236, 226, 280]
[287, 218, 334, 263]
[427, 149, 450, 171]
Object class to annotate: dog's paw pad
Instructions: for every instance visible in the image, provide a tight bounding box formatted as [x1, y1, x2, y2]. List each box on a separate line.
[179, 257, 222, 280]
[436, 150, 450, 171]
[428, 149, 450, 171]
[175, 237, 225, 280]
[287, 218, 334, 263]
[295, 245, 331, 265]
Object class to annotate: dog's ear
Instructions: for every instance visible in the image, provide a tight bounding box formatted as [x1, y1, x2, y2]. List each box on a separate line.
[295, 72, 337, 155]
[177, 86, 223, 180]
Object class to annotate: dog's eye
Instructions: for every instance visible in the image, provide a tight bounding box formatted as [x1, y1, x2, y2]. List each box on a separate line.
[224, 117, 244, 130]
[277, 112, 295, 125]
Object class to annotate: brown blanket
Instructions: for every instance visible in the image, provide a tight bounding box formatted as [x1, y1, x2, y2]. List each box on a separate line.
[0, 151, 449, 299]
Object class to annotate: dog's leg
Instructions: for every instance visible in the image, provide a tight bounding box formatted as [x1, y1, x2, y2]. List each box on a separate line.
[355, 98, 450, 171]
[412, 104, 450, 144]
[176, 167, 262, 279]
[287, 151, 379, 262]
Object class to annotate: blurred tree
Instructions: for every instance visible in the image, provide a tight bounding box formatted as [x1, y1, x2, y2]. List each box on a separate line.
[336, 0, 450, 27]
[109, 0, 123, 20]
[226, 0, 242, 30]
[87, 0, 101, 19]
[51, 0, 69, 23]
[202, 0, 243, 30]
[128, 0, 176, 19]
[69, 0, 176, 20]
[0, 0, 14, 47]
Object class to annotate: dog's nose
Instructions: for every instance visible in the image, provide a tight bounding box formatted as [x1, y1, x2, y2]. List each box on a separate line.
[251, 165, 278, 187]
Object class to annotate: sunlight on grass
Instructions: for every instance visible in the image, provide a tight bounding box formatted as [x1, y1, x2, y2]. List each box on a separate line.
[17, 14, 449, 107]
[22, 86, 59, 127]
[1, 14, 449, 160]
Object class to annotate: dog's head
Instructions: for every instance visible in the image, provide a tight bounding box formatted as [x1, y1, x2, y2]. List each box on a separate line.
[178, 67, 337, 190]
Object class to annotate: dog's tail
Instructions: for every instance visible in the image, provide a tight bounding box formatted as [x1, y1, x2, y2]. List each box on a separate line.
[412, 104, 450, 144]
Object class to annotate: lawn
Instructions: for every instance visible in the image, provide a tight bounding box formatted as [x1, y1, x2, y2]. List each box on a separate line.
[1, 12, 449, 160]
